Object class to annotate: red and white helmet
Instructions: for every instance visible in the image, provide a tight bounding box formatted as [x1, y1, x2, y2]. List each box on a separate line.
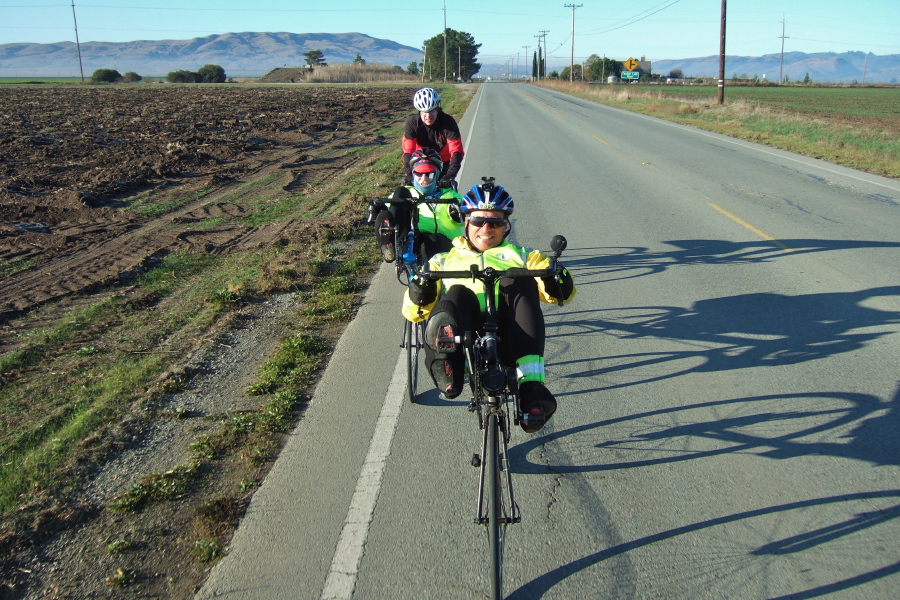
[409, 148, 443, 174]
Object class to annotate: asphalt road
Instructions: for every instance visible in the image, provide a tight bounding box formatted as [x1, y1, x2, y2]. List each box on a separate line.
[197, 82, 900, 599]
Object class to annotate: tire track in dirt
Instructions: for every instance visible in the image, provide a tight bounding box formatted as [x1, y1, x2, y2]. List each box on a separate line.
[0, 144, 375, 320]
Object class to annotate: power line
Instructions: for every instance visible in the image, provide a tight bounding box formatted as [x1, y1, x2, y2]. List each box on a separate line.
[582, 0, 682, 35]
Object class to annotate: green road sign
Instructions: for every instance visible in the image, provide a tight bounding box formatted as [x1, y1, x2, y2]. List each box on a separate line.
[621, 71, 639, 80]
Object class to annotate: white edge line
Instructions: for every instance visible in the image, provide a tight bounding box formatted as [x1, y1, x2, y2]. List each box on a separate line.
[458, 84, 484, 184]
[320, 352, 407, 600]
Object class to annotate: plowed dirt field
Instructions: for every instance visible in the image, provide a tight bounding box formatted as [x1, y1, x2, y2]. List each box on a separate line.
[1, 84, 408, 322]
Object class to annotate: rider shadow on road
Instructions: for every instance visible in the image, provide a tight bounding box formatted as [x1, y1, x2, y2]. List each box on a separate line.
[526, 283, 900, 470]
[511, 383, 900, 473]
[550, 284, 900, 391]
[561, 238, 900, 286]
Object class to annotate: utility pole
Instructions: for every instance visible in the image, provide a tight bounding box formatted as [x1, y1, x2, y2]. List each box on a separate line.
[778, 16, 789, 84]
[522, 45, 529, 80]
[539, 30, 549, 79]
[565, 4, 582, 82]
[422, 46, 427, 83]
[717, 0, 726, 105]
[443, 0, 447, 83]
[71, 0, 85, 82]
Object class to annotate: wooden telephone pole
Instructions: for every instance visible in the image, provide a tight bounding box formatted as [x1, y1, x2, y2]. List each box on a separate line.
[565, 4, 583, 82]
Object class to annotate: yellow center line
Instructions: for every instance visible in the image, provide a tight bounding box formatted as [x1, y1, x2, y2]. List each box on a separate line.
[593, 135, 609, 145]
[708, 203, 794, 252]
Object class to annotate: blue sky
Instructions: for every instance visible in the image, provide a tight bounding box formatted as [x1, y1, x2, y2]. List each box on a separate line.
[1, 0, 898, 69]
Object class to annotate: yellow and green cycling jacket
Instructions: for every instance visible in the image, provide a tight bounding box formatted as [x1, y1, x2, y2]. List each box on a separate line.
[402, 236, 577, 323]
[387, 186, 463, 240]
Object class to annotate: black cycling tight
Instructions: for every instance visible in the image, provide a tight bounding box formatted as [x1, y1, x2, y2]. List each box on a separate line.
[423, 277, 545, 381]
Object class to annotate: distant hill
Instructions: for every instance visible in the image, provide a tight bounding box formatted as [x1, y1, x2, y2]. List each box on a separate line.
[653, 51, 900, 84]
[4, 33, 897, 84]
[0, 32, 423, 78]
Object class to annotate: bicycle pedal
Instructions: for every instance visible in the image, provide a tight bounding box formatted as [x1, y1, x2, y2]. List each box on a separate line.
[436, 329, 459, 352]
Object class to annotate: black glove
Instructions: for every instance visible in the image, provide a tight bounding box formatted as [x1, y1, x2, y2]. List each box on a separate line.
[408, 276, 437, 306]
[448, 203, 462, 223]
[542, 266, 573, 302]
[542, 275, 562, 301]
[439, 177, 458, 192]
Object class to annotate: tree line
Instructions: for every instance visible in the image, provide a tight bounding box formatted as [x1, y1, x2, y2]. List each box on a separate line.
[89, 64, 228, 84]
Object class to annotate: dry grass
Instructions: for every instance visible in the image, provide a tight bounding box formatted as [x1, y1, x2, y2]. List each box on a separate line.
[535, 80, 899, 178]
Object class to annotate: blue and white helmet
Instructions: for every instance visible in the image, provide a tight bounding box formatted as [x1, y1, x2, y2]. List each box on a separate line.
[461, 178, 514, 216]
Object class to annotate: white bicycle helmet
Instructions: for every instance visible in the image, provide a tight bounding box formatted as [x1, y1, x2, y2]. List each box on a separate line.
[412, 87, 440, 112]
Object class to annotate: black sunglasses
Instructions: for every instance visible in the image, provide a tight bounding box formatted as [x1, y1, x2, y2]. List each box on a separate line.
[468, 216, 507, 229]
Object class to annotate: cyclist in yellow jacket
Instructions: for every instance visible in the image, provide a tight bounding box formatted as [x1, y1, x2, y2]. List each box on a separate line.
[403, 179, 576, 433]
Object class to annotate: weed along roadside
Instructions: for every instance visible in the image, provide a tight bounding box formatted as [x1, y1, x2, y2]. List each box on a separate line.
[0, 83, 473, 598]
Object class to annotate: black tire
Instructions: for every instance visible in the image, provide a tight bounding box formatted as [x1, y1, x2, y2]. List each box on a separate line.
[487, 412, 503, 600]
[405, 319, 421, 403]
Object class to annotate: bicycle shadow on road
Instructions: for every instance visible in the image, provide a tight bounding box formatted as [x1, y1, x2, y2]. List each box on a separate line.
[509, 385, 900, 473]
[546, 285, 900, 392]
[507, 490, 900, 600]
[561, 238, 900, 286]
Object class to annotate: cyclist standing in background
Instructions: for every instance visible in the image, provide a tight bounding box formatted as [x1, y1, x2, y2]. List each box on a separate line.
[402, 180, 576, 433]
[402, 87, 465, 187]
[373, 149, 463, 263]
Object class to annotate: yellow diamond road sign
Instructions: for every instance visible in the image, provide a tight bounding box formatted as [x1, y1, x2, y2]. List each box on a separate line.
[624, 57, 639, 71]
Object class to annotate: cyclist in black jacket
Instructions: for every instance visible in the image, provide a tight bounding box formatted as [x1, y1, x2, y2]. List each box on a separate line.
[402, 87, 465, 186]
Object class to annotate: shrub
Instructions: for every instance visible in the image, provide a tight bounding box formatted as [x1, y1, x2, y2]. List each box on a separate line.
[122, 71, 142, 83]
[197, 64, 226, 83]
[167, 70, 199, 83]
[91, 68, 122, 83]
